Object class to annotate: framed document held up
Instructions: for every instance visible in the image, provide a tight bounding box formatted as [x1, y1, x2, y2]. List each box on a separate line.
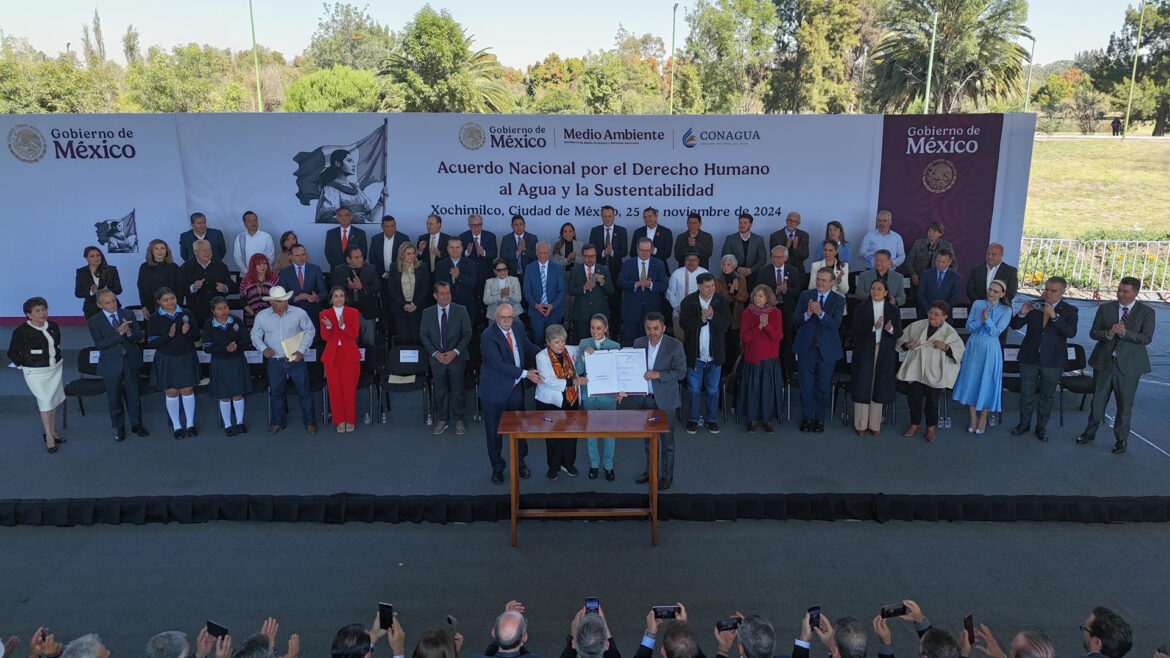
[583, 348, 649, 396]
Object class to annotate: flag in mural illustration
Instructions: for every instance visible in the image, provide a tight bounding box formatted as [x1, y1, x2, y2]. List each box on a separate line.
[292, 119, 389, 224]
[94, 209, 139, 253]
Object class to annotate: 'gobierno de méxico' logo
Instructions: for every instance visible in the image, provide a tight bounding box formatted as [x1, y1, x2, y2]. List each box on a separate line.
[8, 124, 46, 163]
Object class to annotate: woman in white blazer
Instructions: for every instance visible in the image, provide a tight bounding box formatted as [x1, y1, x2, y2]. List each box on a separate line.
[808, 239, 850, 297]
[483, 258, 523, 322]
[534, 323, 580, 480]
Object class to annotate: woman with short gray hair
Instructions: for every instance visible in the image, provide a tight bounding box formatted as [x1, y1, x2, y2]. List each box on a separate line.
[534, 323, 580, 479]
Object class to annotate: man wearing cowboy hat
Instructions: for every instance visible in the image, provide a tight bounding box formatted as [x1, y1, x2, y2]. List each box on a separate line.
[251, 285, 319, 435]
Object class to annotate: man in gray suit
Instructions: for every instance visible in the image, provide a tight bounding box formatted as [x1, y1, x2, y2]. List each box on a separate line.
[421, 281, 472, 435]
[632, 312, 687, 490]
[721, 212, 768, 279]
[1076, 277, 1155, 454]
[854, 250, 906, 306]
[87, 289, 149, 441]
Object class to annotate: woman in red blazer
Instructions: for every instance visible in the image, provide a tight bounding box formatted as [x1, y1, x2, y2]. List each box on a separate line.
[738, 283, 785, 433]
[320, 286, 362, 433]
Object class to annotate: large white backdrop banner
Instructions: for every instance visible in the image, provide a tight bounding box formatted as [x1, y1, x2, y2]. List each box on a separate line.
[1, 112, 1032, 320]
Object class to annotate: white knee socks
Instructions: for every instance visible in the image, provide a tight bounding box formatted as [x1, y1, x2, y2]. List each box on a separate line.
[219, 400, 233, 428]
[181, 394, 196, 429]
[232, 398, 245, 425]
[165, 396, 182, 430]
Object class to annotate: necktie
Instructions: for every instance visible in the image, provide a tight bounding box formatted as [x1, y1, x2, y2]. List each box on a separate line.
[1121, 305, 1129, 324]
[775, 268, 782, 288]
[109, 313, 119, 329]
[297, 266, 304, 288]
[818, 294, 825, 307]
[341, 228, 348, 252]
[540, 265, 548, 304]
[605, 228, 611, 248]
[440, 307, 448, 352]
[516, 235, 523, 269]
[937, 270, 943, 286]
[505, 330, 516, 365]
[640, 261, 647, 281]
[587, 266, 593, 282]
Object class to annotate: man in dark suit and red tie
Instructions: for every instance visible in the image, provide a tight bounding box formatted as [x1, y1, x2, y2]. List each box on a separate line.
[479, 302, 543, 484]
[1009, 276, 1078, 441]
[1076, 277, 1155, 454]
[276, 244, 327, 318]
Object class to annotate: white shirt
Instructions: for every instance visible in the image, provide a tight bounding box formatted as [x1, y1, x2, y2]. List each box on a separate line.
[333, 306, 345, 323]
[666, 266, 708, 313]
[985, 263, 1001, 292]
[383, 234, 398, 271]
[872, 299, 885, 343]
[698, 295, 713, 362]
[233, 229, 275, 271]
[500, 326, 525, 385]
[646, 338, 661, 371]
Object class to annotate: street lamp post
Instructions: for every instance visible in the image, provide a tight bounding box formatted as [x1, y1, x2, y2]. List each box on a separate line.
[1023, 34, 1036, 112]
[249, 0, 264, 111]
[923, 9, 939, 114]
[1123, 0, 1151, 139]
[669, 2, 679, 115]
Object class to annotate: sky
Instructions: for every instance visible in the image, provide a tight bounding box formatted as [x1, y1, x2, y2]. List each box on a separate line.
[2, 0, 1141, 69]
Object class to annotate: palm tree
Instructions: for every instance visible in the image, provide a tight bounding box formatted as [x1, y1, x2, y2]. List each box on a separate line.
[871, 0, 1031, 113]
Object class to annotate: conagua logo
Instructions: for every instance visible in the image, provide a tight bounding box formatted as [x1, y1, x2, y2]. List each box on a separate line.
[459, 122, 486, 150]
[922, 159, 957, 194]
[8, 124, 46, 163]
[682, 128, 697, 148]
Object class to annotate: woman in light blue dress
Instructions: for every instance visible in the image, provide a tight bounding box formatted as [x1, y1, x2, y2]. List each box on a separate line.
[952, 279, 1012, 433]
[575, 313, 622, 481]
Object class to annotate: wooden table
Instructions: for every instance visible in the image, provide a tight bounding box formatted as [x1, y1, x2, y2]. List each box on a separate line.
[499, 410, 670, 546]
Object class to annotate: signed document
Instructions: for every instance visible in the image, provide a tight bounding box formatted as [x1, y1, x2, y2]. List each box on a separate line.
[583, 348, 649, 396]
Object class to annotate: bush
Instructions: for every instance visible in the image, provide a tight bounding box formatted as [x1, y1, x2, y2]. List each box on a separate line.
[1077, 228, 1170, 241]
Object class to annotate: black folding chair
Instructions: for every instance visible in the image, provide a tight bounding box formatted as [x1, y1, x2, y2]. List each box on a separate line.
[1059, 343, 1093, 425]
[384, 345, 432, 425]
[62, 346, 105, 428]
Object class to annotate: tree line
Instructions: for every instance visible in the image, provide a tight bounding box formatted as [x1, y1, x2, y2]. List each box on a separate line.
[1, 1, 1166, 134]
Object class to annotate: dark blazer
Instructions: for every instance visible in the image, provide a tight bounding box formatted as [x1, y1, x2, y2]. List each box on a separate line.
[791, 289, 845, 362]
[179, 228, 227, 264]
[674, 230, 714, 270]
[721, 232, 768, 274]
[331, 262, 381, 319]
[7, 321, 63, 368]
[324, 225, 369, 270]
[368, 231, 412, 279]
[966, 262, 1019, 305]
[459, 229, 498, 282]
[618, 257, 668, 317]
[1088, 301, 1154, 375]
[631, 225, 674, 266]
[421, 303, 473, 362]
[146, 308, 200, 356]
[754, 263, 803, 317]
[589, 223, 629, 278]
[523, 259, 567, 319]
[631, 334, 686, 409]
[499, 232, 539, 277]
[87, 308, 143, 376]
[679, 291, 731, 367]
[768, 228, 811, 271]
[1009, 299, 1078, 367]
[387, 265, 432, 345]
[855, 268, 907, 306]
[567, 263, 614, 332]
[178, 259, 235, 323]
[434, 257, 479, 310]
[850, 299, 902, 404]
[277, 262, 328, 317]
[137, 262, 180, 312]
[916, 267, 962, 318]
[417, 232, 455, 273]
[479, 320, 540, 404]
[75, 265, 123, 318]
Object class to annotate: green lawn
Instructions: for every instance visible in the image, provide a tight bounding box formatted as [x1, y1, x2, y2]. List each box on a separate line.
[1024, 139, 1170, 238]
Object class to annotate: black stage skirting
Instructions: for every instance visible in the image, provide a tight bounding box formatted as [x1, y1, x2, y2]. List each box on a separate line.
[4, 492, 1170, 527]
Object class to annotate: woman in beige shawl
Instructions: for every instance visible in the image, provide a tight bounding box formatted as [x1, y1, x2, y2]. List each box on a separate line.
[897, 300, 965, 442]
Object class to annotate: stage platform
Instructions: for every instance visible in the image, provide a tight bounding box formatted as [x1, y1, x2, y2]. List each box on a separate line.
[2, 296, 1168, 527]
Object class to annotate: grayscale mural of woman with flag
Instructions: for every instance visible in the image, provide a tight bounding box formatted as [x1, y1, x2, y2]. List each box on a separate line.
[292, 119, 389, 224]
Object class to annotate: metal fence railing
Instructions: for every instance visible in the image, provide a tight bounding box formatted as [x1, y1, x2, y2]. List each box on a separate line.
[1019, 238, 1170, 300]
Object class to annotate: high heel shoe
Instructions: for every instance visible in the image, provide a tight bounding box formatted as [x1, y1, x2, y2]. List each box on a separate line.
[43, 434, 58, 453]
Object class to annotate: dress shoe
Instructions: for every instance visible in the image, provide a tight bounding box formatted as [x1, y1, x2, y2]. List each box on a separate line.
[455, 420, 467, 435]
[173, 428, 186, 440]
[657, 477, 673, 491]
[706, 421, 720, 434]
[114, 428, 127, 442]
[747, 421, 758, 433]
[131, 424, 149, 437]
[813, 421, 825, 433]
[1010, 424, 1030, 436]
[547, 470, 558, 480]
[902, 425, 919, 437]
[1034, 427, 1048, 441]
[1112, 440, 1127, 454]
[561, 464, 578, 477]
[605, 469, 615, 481]
[53, 435, 66, 444]
[1076, 433, 1095, 445]
[855, 429, 866, 436]
[870, 430, 881, 437]
[186, 425, 199, 437]
[519, 465, 531, 479]
[336, 423, 346, 433]
[588, 468, 599, 480]
[226, 425, 239, 437]
[266, 424, 285, 435]
[763, 422, 775, 434]
[305, 424, 318, 435]
[236, 423, 247, 434]
[685, 420, 699, 434]
[799, 420, 812, 432]
[432, 421, 448, 435]
[925, 426, 936, 442]
[635, 472, 651, 484]
[491, 471, 504, 485]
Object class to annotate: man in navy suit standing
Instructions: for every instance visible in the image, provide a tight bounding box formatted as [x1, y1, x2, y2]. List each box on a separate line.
[588, 205, 628, 337]
[459, 213, 497, 309]
[435, 236, 479, 314]
[499, 214, 538, 279]
[1009, 276, 1078, 441]
[324, 208, 369, 270]
[916, 250, 961, 320]
[630, 207, 673, 270]
[618, 238, 669, 344]
[479, 303, 542, 484]
[179, 212, 227, 264]
[88, 289, 149, 441]
[792, 268, 845, 433]
[523, 242, 566, 342]
[276, 244, 327, 318]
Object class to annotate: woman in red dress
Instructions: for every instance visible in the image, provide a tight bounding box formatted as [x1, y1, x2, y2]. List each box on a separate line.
[320, 286, 362, 432]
